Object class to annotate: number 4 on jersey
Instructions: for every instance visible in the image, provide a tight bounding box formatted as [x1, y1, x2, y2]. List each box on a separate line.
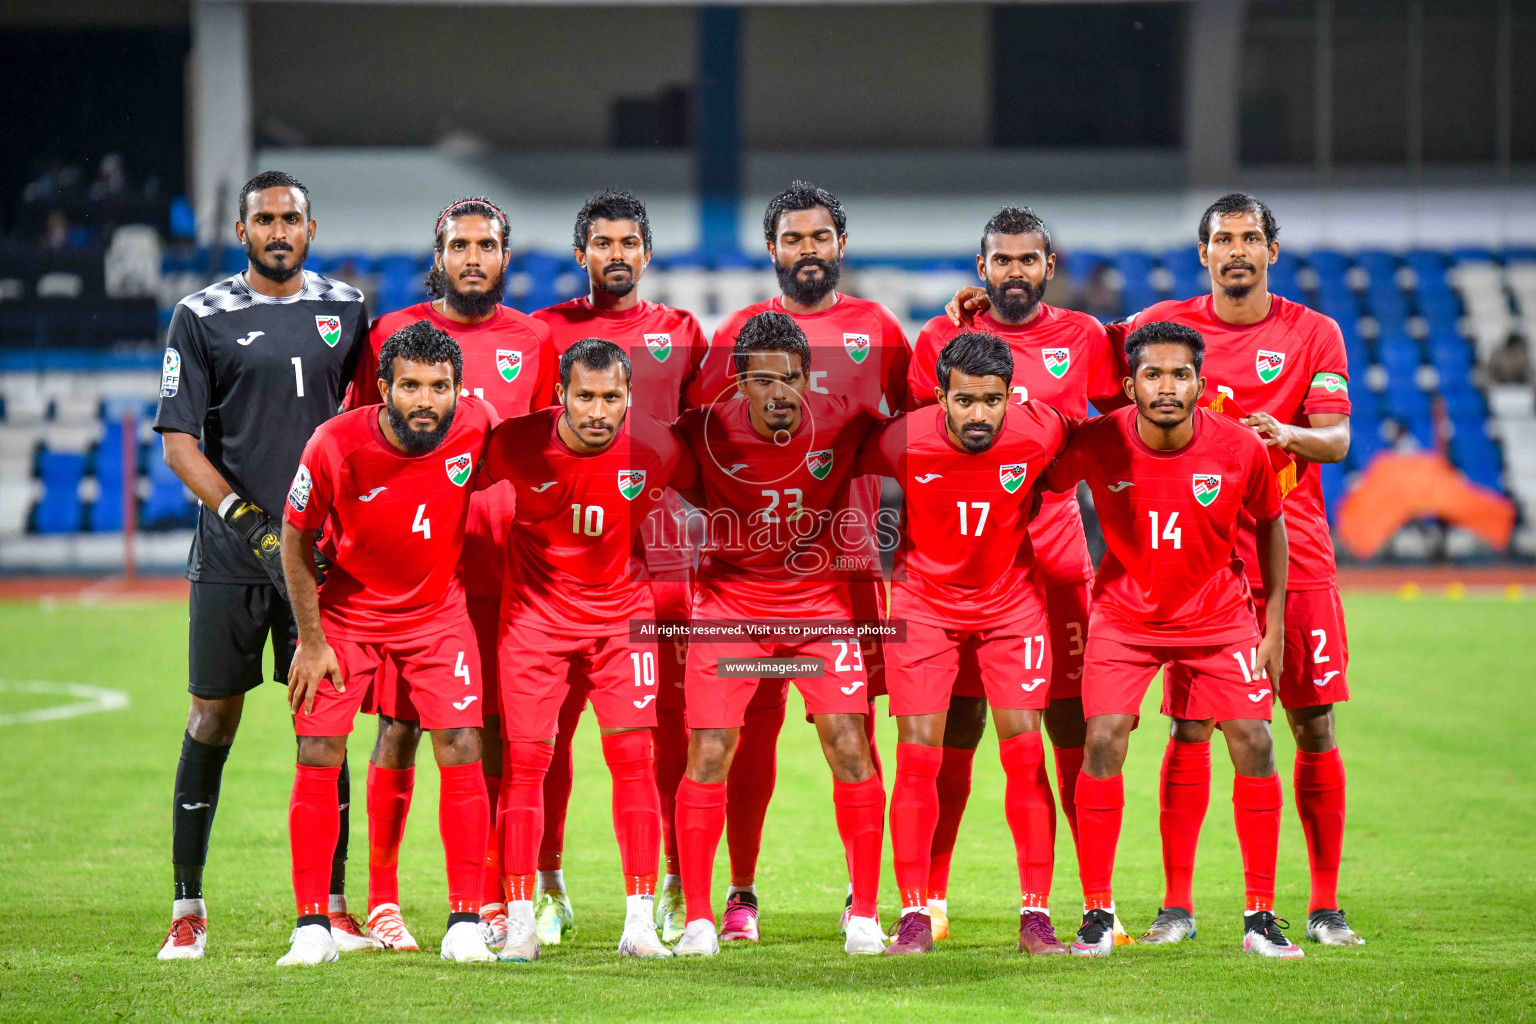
[412, 503, 431, 540]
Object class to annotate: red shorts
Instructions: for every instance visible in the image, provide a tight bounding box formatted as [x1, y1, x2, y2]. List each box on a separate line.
[467, 597, 501, 719]
[1262, 588, 1350, 709]
[685, 633, 871, 729]
[952, 580, 1089, 702]
[851, 577, 888, 700]
[498, 619, 660, 742]
[295, 622, 483, 737]
[651, 569, 693, 713]
[888, 611, 1053, 717]
[1084, 633, 1272, 726]
[1164, 588, 1350, 714]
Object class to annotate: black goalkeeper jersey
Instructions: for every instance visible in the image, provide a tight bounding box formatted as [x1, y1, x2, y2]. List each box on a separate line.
[153, 269, 368, 584]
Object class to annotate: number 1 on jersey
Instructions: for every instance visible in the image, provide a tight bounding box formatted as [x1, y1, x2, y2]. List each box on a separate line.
[291, 356, 304, 398]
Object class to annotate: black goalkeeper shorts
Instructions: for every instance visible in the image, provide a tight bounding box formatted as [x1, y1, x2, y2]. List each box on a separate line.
[187, 581, 298, 698]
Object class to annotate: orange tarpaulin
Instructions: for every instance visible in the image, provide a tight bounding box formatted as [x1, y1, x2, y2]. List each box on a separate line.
[1335, 452, 1516, 559]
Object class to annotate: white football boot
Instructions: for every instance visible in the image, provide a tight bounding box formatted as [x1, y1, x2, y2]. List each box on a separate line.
[441, 920, 498, 962]
[672, 918, 720, 957]
[276, 923, 339, 966]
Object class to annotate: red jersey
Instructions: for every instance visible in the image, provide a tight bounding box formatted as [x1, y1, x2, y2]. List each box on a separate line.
[346, 301, 558, 600]
[859, 402, 1070, 630]
[1044, 405, 1283, 646]
[285, 396, 497, 642]
[481, 407, 683, 636]
[673, 394, 884, 617]
[1123, 294, 1351, 591]
[910, 304, 1126, 587]
[533, 297, 707, 572]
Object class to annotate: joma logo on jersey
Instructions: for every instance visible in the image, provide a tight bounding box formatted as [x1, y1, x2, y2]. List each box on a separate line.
[445, 453, 473, 487]
[1042, 348, 1070, 379]
[1192, 474, 1222, 506]
[806, 450, 834, 480]
[315, 315, 341, 347]
[999, 464, 1029, 493]
[644, 333, 672, 362]
[618, 469, 646, 500]
[496, 349, 522, 382]
[288, 464, 313, 512]
[1256, 350, 1286, 383]
[843, 333, 870, 364]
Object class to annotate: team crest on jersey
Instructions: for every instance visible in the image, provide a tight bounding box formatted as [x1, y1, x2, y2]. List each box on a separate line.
[288, 464, 313, 512]
[806, 450, 834, 480]
[999, 464, 1029, 493]
[618, 469, 646, 501]
[843, 333, 870, 365]
[160, 348, 181, 397]
[496, 349, 522, 383]
[315, 315, 341, 348]
[1192, 473, 1222, 507]
[445, 453, 473, 487]
[1042, 348, 1070, 379]
[644, 333, 672, 362]
[1255, 350, 1285, 383]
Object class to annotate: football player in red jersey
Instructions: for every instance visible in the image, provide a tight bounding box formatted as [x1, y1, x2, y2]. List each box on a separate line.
[688, 182, 908, 939]
[946, 193, 1359, 947]
[345, 196, 558, 953]
[862, 331, 1072, 957]
[279, 322, 499, 966]
[1045, 321, 1302, 960]
[531, 190, 707, 943]
[480, 338, 684, 962]
[908, 207, 1126, 941]
[669, 312, 888, 957]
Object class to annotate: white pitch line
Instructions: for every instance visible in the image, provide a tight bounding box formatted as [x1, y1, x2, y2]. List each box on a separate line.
[0, 680, 130, 727]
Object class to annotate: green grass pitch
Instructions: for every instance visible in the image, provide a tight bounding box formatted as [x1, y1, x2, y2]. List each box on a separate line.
[0, 593, 1532, 1022]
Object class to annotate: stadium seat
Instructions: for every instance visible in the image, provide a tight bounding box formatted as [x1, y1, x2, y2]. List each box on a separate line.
[34, 449, 86, 534]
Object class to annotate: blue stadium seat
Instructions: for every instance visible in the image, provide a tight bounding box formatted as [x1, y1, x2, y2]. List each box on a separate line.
[1318, 461, 1347, 525]
[1346, 423, 1385, 471]
[141, 447, 193, 528]
[34, 450, 86, 534]
[1348, 385, 1382, 425]
[1355, 250, 1399, 286]
[1306, 250, 1349, 282]
[89, 424, 127, 532]
[1429, 334, 1474, 383]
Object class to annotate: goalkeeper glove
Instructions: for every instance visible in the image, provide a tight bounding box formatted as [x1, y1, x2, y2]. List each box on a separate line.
[219, 495, 289, 601]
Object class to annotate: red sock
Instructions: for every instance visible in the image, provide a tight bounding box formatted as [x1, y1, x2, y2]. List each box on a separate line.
[1051, 744, 1085, 852]
[1294, 748, 1346, 912]
[928, 745, 976, 899]
[502, 741, 554, 903]
[725, 699, 783, 884]
[865, 702, 883, 782]
[538, 691, 584, 872]
[1158, 738, 1210, 911]
[603, 731, 662, 896]
[1000, 732, 1055, 910]
[479, 764, 504, 908]
[1232, 773, 1283, 913]
[438, 761, 489, 914]
[366, 763, 414, 911]
[291, 764, 341, 917]
[655, 708, 688, 877]
[891, 743, 943, 910]
[833, 776, 885, 920]
[1074, 772, 1123, 910]
[675, 776, 727, 924]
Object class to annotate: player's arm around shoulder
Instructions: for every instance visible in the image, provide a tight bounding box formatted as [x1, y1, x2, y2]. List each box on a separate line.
[907, 316, 953, 411]
[852, 413, 905, 481]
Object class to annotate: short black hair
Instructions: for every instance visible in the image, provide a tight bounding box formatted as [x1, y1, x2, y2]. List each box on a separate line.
[1125, 321, 1205, 375]
[238, 171, 310, 221]
[1198, 192, 1279, 246]
[427, 195, 510, 297]
[936, 331, 1014, 392]
[560, 337, 632, 389]
[573, 189, 653, 253]
[733, 311, 812, 375]
[980, 205, 1052, 258]
[762, 181, 847, 243]
[378, 320, 463, 386]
